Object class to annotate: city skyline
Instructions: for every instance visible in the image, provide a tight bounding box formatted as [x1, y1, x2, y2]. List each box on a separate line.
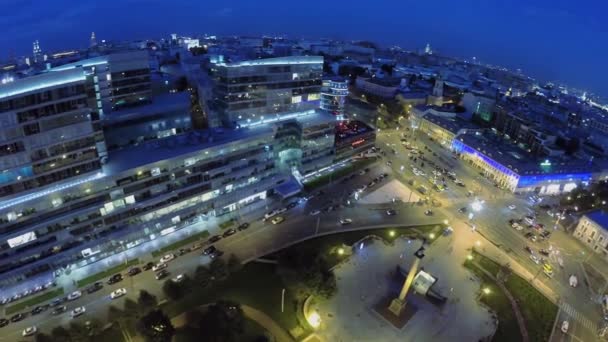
[1, 0, 607, 99]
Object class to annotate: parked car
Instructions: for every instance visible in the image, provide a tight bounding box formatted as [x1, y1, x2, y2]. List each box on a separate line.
[86, 282, 103, 294]
[107, 273, 123, 285]
[152, 263, 167, 272]
[70, 306, 86, 318]
[208, 235, 222, 243]
[237, 222, 250, 231]
[424, 210, 433, 216]
[386, 209, 397, 216]
[50, 298, 64, 307]
[539, 249, 550, 256]
[203, 246, 217, 256]
[191, 242, 204, 251]
[30, 305, 47, 315]
[159, 253, 175, 264]
[51, 306, 67, 315]
[142, 262, 155, 271]
[529, 254, 540, 264]
[339, 218, 353, 225]
[128, 267, 142, 276]
[223, 229, 237, 237]
[0, 318, 8, 327]
[271, 216, 285, 224]
[22, 326, 37, 337]
[67, 290, 82, 301]
[110, 288, 127, 300]
[155, 269, 170, 280]
[561, 320, 569, 333]
[286, 202, 298, 210]
[10, 313, 25, 323]
[172, 274, 185, 283]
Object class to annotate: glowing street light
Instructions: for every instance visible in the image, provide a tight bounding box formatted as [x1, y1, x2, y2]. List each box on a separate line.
[443, 219, 449, 225]
[389, 230, 396, 237]
[467, 254, 473, 261]
[482, 287, 491, 295]
[337, 248, 345, 255]
[475, 240, 481, 246]
[429, 233, 436, 239]
[307, 311, 321, 329]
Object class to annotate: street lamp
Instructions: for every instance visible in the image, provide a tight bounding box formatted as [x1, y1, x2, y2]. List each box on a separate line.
[389, 230, 396, 237]
[475, 240, 481, 246]
[337, 248, 345, 255]
[482, 287, 491, 295]
[443, 219, 449, 225]
[467, 254, 473, 261]
[429, 233, 436, 239]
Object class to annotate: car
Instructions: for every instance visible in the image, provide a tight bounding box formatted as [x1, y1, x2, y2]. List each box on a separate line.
[529, 254, 540, 264]
[508, 205, 517, 210]
[208, 235, 222, 243]
[191, 242, 204, 251]
[70, 306, 86, 318]
[110, 288, 127, 300]
[309, 210, 321, 216]
[209, 249, 224, 259]
[540, 230, 551, 238]
[67, 290, 82, 301]
[152, 263, 167, 272]
[203, 246, 217, 256]
[237, 222, 250, 231]
[10, 313, 25, 322]
[51, 305, 67, 315]
[569, 275, 578, 287]
[458, 207, 467, 214]
[86, 282, 103, 294]
[155, 269, 170, 280]
[539, 249, 550, 256]
[50, 298, 63, 307]
[22, 326, 37, 337]
[339, 218, 352, 225]
[561, 320, 569, 333]
[172, 274, 185, 283]
[0, 318, 8, 327]
[142, 262, 155, 271]
[160, 253, 175, 264]
[30, 305, 48, 315]
[178, 248, 190, 256]
[107, 273, 123, 284]
[263, 210, 279, 220]
[424, 210, 433, 216]
[286, 202, 298, 210]
[524, 246, 533, 254]
[443, 226, 454, 236]
[223, 229, 237, 237]
[524, 217, 534, 225]
[386, 209, 397, 216]
[271, 216, 285, 224]
[127, 267, 142, 277]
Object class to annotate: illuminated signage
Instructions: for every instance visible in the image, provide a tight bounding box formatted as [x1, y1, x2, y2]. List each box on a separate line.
[352, 139, 366, 147]
[540, 160, 551, 167]
[7, 231, 37, 248]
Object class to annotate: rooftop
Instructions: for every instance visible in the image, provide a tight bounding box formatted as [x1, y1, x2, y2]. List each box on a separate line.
[216, 56, 322, 67]
[423, 113, 479, 134]
[103, 92, 190, 124]
[585, 210, 608, 231]
[0, 68, 85, 99]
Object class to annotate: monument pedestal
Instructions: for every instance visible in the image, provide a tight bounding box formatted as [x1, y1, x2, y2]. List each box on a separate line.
[388, 298, 407, 316]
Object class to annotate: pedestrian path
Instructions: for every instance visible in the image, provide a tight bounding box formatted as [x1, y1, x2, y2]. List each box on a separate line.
[561, 302, 597, 332]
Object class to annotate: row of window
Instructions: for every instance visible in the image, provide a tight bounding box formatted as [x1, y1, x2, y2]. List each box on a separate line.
[0, 84, 86, 114]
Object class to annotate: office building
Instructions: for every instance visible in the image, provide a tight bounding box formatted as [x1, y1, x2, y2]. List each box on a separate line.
[209, 56, 323, 128]
[573, 211, 608, 260]
[320, 77, 348, 119]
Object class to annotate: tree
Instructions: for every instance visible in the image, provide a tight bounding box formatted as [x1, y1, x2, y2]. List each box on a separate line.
[123, 298, 141, 320]
[227, 254, 241, 274]
[68, 322, 89, 341]
[51, 326, 72, 341]
[107, 304, 124, 323]
[85, 318, 103, 338]
[163, 279, 185, 301]
[35, 333, 54, 342]
[197, 301, 245, 342]
[209, 258, 229, 280]
[194, 265, 212, 286]
[277, 249, 337, 299]
[136, 309, 175, 342]
[138, 290, 158, 313]
[381, 64, 394, 76]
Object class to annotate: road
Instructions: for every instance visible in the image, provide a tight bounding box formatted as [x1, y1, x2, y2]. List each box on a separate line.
[0, 163, 444, 340]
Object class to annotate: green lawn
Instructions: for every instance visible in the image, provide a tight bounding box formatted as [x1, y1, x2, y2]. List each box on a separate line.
[5, 288, 64, 315]
[219, 219, 236, 230]
[76, 258, 140, 288]
[464, 260, 522, 342]
[303, 158, 377, 191]
[151, 230, 211, 257]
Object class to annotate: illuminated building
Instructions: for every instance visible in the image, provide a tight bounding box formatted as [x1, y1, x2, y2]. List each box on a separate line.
[209, 56, 323, 128]
[320, 77, 348, 119]
[32, 40, 42, 63]
[334, 120, 376, 160]
[573, 211, 608, 260]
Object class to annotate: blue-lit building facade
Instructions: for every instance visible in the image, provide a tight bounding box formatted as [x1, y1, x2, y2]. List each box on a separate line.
[452, 134, 593, 194]
[320, 77, 348, 120]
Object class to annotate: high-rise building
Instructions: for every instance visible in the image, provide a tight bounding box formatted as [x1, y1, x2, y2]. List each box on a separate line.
[90, 32, 97, 47]
[209, 56, 323, 128]
[320, 77, 348, 119]
[32, 40, 42, 63]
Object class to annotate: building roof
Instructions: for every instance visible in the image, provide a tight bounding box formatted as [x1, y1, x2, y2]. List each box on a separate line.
[423, 113, 478, 134]
[0, 68, 85, 99]
[585, 210, 608, 231]
[216, 56, 322, 67]
[103, 92, 190, 124]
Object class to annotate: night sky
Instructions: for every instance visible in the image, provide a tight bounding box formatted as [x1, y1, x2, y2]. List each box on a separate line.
[1, 0, 607, 97]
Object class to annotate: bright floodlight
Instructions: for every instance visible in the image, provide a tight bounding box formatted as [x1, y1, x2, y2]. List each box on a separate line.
[307, 311, 321, 328]
[389, 230, 396, 237]
[429, 233, 436, 239]
[475, 240, 481, 246]
[443, 219, 449, 225]
[467, 254, 473, 260]
[337, 248, 344, 255]
[483, 288, 491, 295]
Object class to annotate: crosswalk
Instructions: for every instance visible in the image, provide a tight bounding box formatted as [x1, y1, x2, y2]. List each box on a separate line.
[561, 302, 597, 332]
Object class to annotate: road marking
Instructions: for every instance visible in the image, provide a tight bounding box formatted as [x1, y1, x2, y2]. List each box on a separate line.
[561, 302, 597, 332]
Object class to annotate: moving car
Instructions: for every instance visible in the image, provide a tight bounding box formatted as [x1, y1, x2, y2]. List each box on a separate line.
[539, 249, 550, 257]
[172, 274, 185, 283]
[128, 267, 142, 276]
[110, 288, 127, 300]
[155, 269, 170, 280]
[386, 209, 397, 216]
[561, 320, 569, 333]
[160, 253, 175, 264]
[524, 246, 533, 254]
[107, 273, 123, 284]
[67, 290, 82, 301]
[203, 246, 217, 256]
[51, 306, 67, 315]
[339, 218, 353, 225]
[209, 249, 224, 259]
[529, 254, 540, 264]
[30, 305, 47, 315]
[142, 262, 155, 271]
[22, 326, 37, 337]
[223, 229, 237, 237]
[508, 205, 517, 210]
[263, 210, 279, 221]
[10, 314, 25, 323]
[271, 216, 285, 224]
[70, 306, 86, 318]
[152, 263, 167, 272]
[208, 235, 222, 243]
[309, 210, 321, 216]
[0, 318, 8, 327]
[86, 282, 103, 294]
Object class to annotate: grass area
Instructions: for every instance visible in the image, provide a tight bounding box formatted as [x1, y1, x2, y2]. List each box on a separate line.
[174, 317, 267, 342]
[151, 230, 211, 257]
[464, 260, 522, 342]
[583, 262, 606, 295]
[504, 274, 558, 342]
[465, 251, 558, 342]
[279, 224, 444, 268]
[163, 262, 305, 339]
[219, 219, 236, 230]
[76, 258, 140, 288]
[5, 288, 64, 315]
[303, 158, 377, 191]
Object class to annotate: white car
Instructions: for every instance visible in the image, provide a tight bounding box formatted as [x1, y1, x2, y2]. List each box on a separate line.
[309, 210, 321, 216]
[561, 320, 569, 333]
[339, 218, 353, 225]
[530, 254, 540, 264]
[152, 263, 167, 272]
[508, 205, 517, 210]
[524, 217, 534, 225]
[569, 275, 578, 288]
[172, 274, 185, 283]
[70, 306, 86, 318]
[110, 288, 127, 300]
[159, 253, 175, 264]
[22, 326, 37, 337]
[264, 210, 279, 220]
[67, 290, 82, 301]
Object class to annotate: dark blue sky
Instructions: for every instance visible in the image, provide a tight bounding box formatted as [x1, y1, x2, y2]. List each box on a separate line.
[2, 0, 607, 97]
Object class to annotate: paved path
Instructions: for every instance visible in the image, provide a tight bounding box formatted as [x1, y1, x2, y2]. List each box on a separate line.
[171, 303, 294, 342]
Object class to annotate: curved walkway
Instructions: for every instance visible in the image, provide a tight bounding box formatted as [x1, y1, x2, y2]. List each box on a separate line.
[171, 303, 294, 342]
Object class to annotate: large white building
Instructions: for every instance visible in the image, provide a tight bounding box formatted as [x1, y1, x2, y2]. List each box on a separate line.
[573, 211, 608, 260]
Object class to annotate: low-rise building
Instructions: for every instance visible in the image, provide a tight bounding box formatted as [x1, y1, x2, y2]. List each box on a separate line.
[573, 211, 608, 260]
[334, 120, 376, 160]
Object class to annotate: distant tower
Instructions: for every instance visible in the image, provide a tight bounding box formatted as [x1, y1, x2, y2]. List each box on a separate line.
[428, 76, 444, 106]
[90, 32, 97, 47]
[32, 40, 42, 63]
[424, 43, 433, 55]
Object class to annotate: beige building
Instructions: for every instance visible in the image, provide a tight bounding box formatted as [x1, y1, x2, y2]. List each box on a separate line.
[573, 211, 608, 260]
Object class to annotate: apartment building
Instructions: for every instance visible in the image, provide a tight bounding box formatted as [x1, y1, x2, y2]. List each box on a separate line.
[573, 211, 608, 261]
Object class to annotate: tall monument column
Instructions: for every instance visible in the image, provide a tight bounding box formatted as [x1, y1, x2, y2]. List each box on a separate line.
[388, 244, 425, 316]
